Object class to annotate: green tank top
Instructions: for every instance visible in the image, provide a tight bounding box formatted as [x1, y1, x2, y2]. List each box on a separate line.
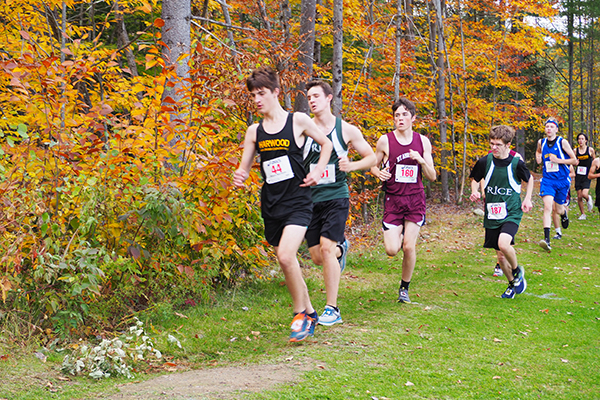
[303, 118, 349, 203]
[483, 155, 523, 229]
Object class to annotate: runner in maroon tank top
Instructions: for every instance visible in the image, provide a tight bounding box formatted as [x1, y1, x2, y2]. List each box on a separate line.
[371, 97, 437, 303]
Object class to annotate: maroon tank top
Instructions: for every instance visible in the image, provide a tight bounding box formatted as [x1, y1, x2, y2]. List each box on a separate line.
[383, 131, 424, 196]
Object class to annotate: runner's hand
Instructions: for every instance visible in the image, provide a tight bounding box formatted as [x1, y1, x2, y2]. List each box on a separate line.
[233, 168, 248, 187]
[379, 167, 391, 181]
[339, 156, 351, 172]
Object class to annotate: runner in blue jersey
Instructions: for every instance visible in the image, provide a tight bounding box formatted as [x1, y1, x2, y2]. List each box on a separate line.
[535, 118, 577, 252]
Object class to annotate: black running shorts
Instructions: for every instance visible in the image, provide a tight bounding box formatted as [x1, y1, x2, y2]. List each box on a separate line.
[305, 198, 349, 248]
[484, 221, 519, 251]
[263, 208, 313, 247]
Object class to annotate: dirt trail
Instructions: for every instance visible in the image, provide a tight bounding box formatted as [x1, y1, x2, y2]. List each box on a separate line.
[109, 362, 314, 400]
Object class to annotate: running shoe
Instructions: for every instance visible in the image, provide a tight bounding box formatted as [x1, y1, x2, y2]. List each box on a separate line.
[578, 214, 587, 220]
[317, 305, 343, 326]
[337, 239, 349, 273]
[289, 312, 315, 342]
[552, 233, 562, 240]
[397, 288, 411, 303]
[501, 284, 516, 299]
[538, 239, 551, 252]
[588, 196, 594, 212]
[308, 314, 317, 336]
[512, 265, 527, 294]
[561, 211, 569, 229]
[493, 263, 503, 277]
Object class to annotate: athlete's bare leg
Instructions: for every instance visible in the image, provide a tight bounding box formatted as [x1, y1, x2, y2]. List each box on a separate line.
[275, 225, 314, 315]
[309, 237, 341, 307]
[400, 221, 421, 283]
[496, 233, 517, 281]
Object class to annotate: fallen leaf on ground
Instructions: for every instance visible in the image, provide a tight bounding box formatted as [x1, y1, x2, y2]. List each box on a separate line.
[405, 381, 414, 386]
[561, 358, 569, 363]
[493, 338, 502, 342]
[493, 376, 501, 379]
[174, 312, 188, 319]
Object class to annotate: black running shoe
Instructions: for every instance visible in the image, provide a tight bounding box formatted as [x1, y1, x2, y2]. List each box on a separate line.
[561, 211, 569, 229]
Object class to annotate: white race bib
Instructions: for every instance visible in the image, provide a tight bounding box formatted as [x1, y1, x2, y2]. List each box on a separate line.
[577, 166, 587, 175]
[310, 163, 336, 185]
[395, 164, 418, 183]
[264, 155, 294, 184]
[545, 160, 559, 172]
[487, 202, 507, 220]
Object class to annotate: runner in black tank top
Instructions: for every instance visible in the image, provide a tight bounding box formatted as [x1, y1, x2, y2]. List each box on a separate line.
[256, 113, 312, 220]
[234, 67, 332, 343]
[574, 133, 595, 220]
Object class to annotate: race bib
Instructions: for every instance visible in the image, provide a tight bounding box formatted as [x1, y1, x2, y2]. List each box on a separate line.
[395, 164, 418, 183]
[310, 163, 336, 185]
[487, 202, 507, 220]
[577, 166, 587, 175]
[545, 160, 559, 172]
[264, 155, 294, 184]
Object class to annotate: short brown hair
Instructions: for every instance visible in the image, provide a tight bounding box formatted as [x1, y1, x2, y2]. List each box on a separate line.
[246, 67, 280, 92]
[306, 79, 333, 97]
[490, 125, 515, 144]
[392, 97, 416, 117]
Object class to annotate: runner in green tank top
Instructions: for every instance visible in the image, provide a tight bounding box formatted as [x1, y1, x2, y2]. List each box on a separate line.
[469, 125, 534, 299]
[304, 80, 375, 326]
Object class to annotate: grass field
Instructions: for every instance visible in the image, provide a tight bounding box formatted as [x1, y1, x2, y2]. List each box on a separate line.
[1, 192, 599, 399]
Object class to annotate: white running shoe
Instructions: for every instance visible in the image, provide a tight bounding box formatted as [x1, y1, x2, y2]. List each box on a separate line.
[578, 214, 587, 220]
[588, 196, 594, 212]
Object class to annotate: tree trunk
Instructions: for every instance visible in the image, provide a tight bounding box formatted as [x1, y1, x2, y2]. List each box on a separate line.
[219, 0, 237, 57]
[294, 0, 316, 114]
[587, 20, 595, 140]
[457, 0, 469, 203]
[115, 0, 139, 77]
[433, 0, 449, 202]
[331, 0, 343, 116]
[579, 13, 585, 136]
[161, 0, 191, 145]
[280, 0, 292, 110]
[567, 0, 574, 144]
[256, 0, 271, 32]
[394, 0, 402, 101]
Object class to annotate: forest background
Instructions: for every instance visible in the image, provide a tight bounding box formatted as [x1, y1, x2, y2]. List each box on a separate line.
[1, 0, 600, 340]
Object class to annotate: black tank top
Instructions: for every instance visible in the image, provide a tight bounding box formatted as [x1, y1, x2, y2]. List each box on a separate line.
[255, 113, 312, 219]
[576, 146, 593, 171]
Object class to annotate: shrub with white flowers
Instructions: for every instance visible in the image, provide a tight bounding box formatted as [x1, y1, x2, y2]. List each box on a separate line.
[62, 318, 166, 379]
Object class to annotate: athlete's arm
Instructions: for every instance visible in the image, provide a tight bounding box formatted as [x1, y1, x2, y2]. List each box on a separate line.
[233, 125, 258, 187]
[370, 135, 391, 181]
[521, 174, 534, 213]
[590, 147, 596, 159]
[535, 139, 542, 164]
[470, 178, 481, 202]
[412, 135, 437, 181]
[589, 158, 600, 180]
[294, 112, 333, 187]
[549, 139, 578, 165]
[339, 122, 376, 172]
